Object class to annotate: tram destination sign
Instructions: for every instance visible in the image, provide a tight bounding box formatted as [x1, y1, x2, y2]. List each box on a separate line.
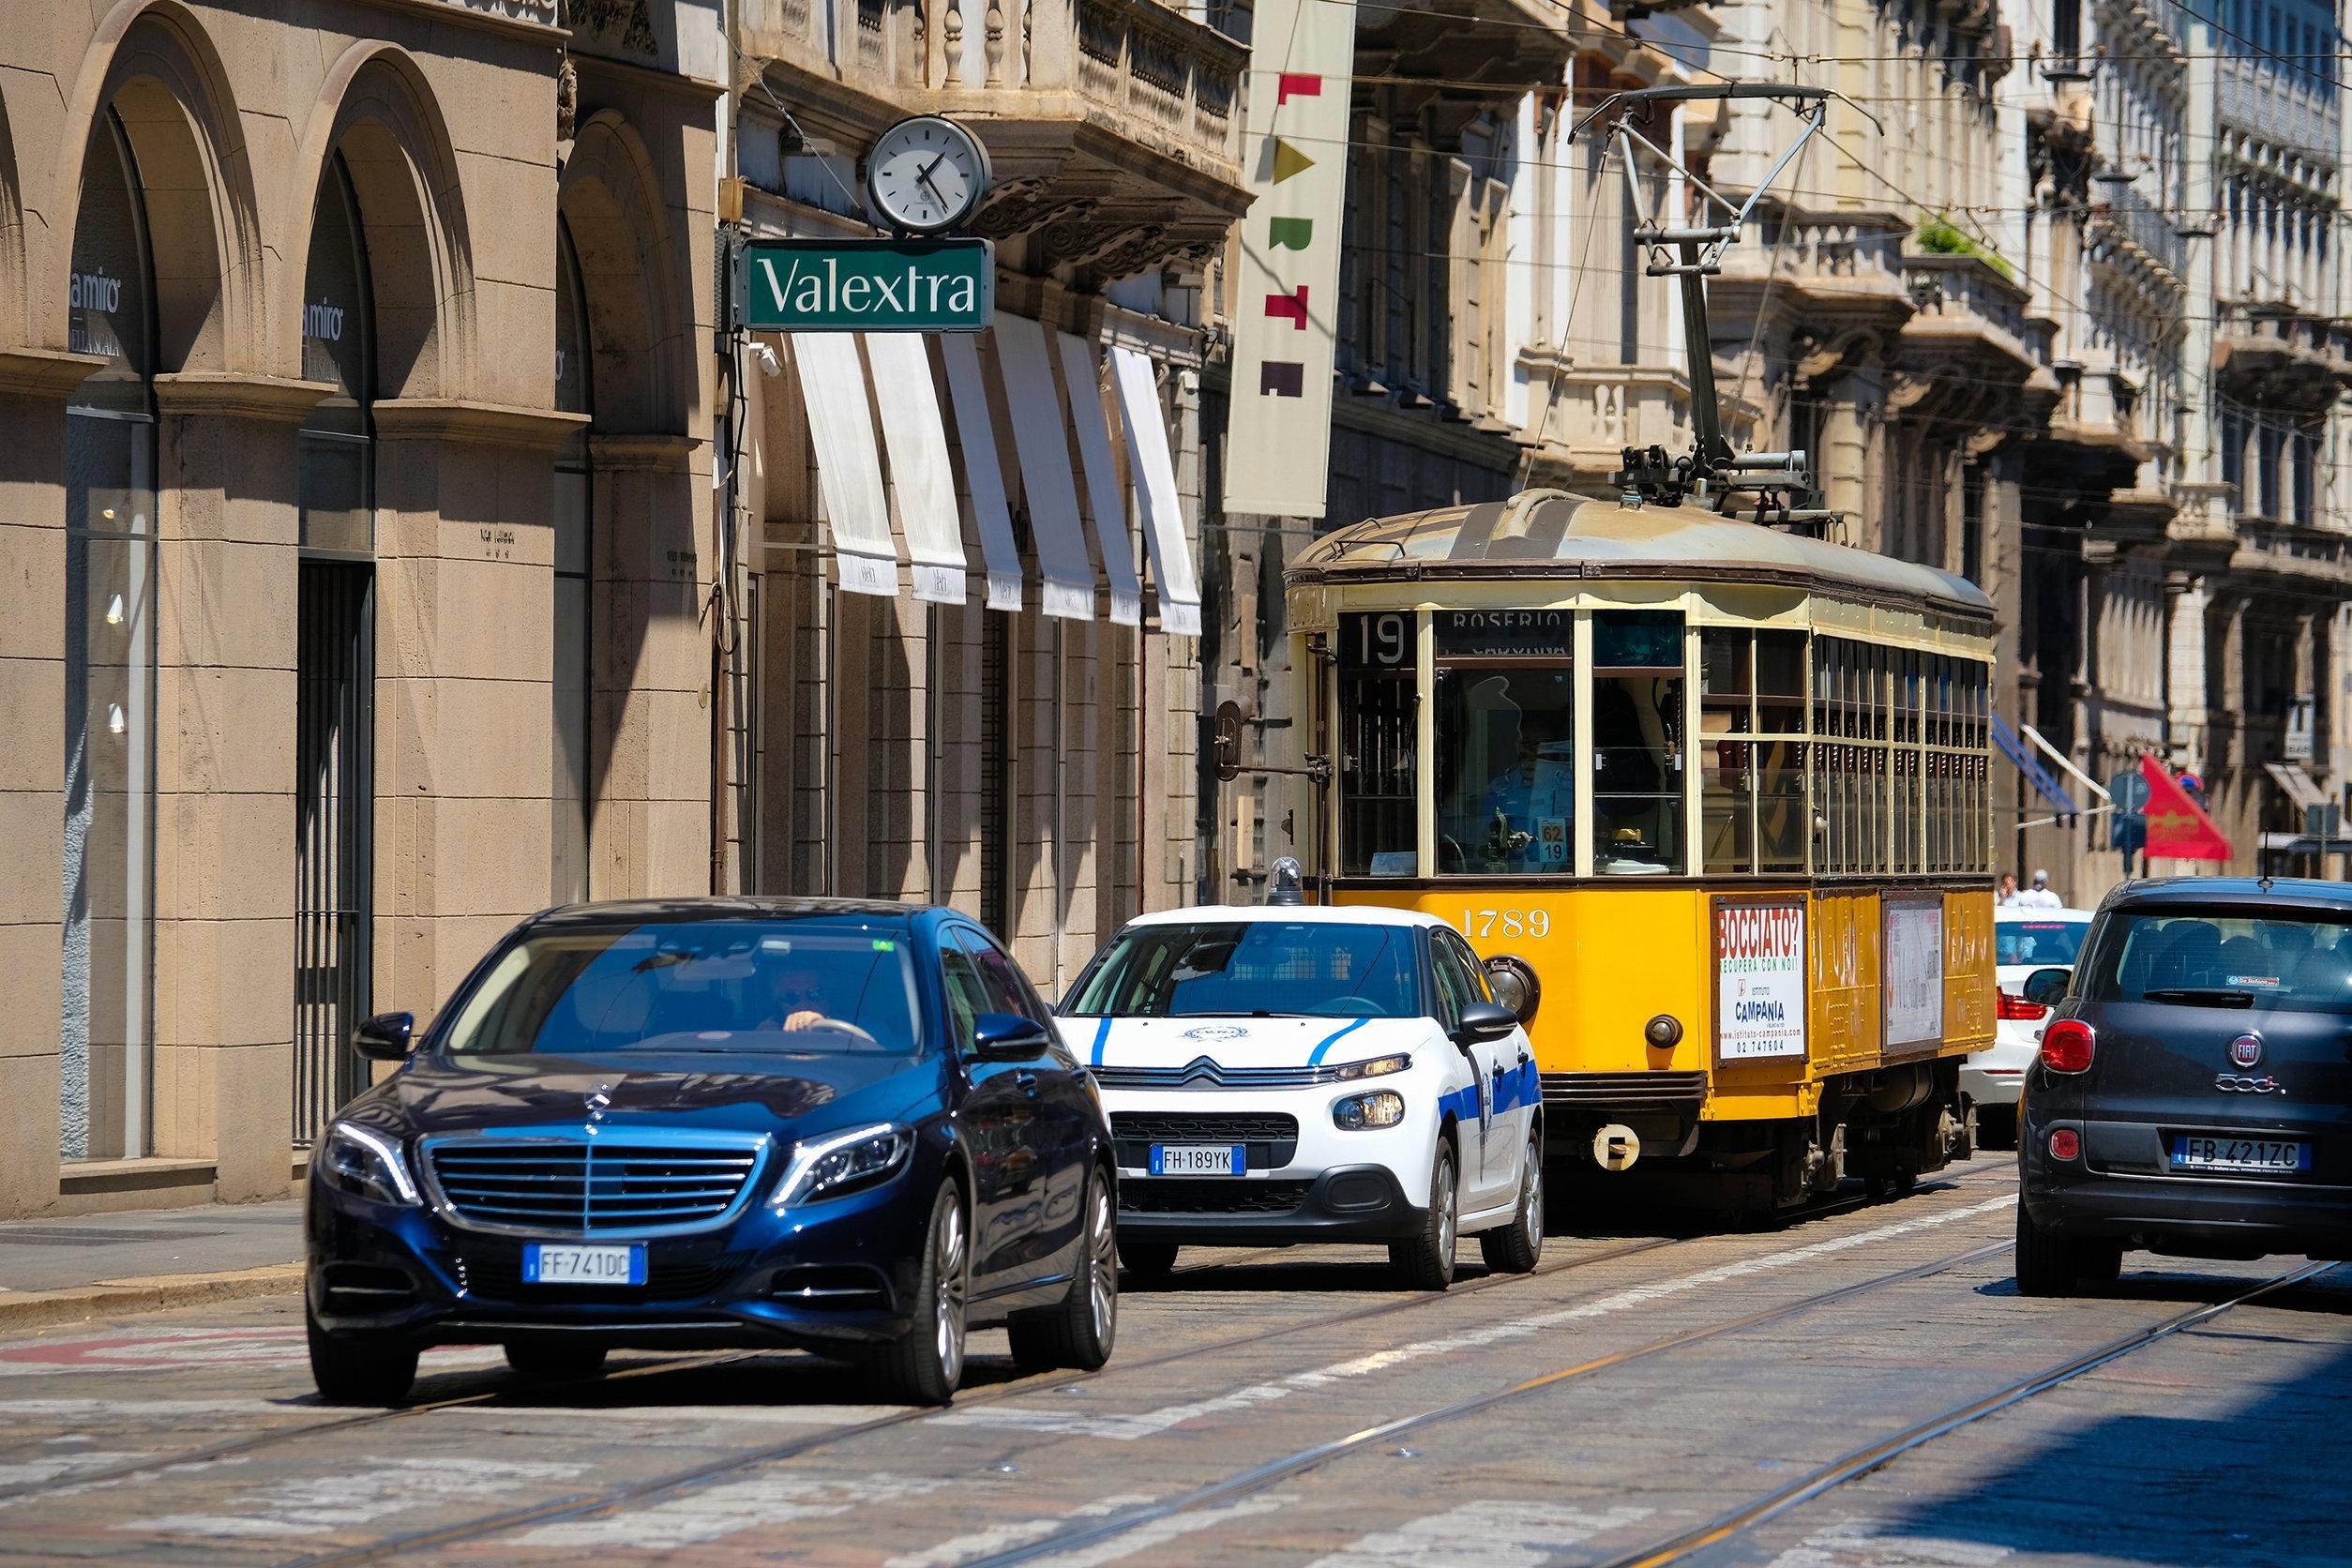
[1436, 610, 1571, 659]
[739, 238, 994, 333]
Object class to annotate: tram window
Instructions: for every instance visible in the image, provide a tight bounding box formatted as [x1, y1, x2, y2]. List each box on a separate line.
[1702, 739, 1754, 873]
[1591, 610, 1684, 875]
[1757, 738, 1807, 873]
[1699, 627, 1752, 737]
[1434, 662, 1575, 875]
[1338, 611, 1417, 876]
[1756, 630, 1806, 733]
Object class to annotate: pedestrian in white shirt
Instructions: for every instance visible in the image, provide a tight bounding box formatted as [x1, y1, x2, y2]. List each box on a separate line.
[2013, 869, 2063, 909]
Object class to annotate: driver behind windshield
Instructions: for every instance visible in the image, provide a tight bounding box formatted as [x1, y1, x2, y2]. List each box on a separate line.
[756, 951, 860, 1034]
[1483, 716, 1573, 868]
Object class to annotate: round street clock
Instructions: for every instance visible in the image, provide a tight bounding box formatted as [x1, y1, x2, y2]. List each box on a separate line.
[865, 115, 992, 234]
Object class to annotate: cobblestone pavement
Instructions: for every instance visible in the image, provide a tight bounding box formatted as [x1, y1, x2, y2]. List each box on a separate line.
[0, 1159, 2343, 1566]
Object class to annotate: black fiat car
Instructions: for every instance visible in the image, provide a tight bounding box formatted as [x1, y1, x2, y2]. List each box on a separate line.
[2016, 877, 2352, 1293]
[305, 899, 1115, 1406]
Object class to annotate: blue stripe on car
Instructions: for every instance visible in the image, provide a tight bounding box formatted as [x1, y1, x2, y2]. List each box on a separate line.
[1305, 1018, 1369, 1065]
[1436, 1084, 1481, 1123]
[1489, 1059, 1542, 1114]
[1091, 1017, 1113, 1067]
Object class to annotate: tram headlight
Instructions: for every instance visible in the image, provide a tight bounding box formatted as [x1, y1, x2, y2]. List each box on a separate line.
[1644, 1014, 1683, 1049]
[1332, 1091, 1407, 1131]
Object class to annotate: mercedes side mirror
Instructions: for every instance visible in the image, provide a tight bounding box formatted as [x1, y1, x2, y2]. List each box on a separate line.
[2022, 968, 2072, 1008]
[1453, 1001, 1519, 1048]
[971, 1012, 1051, 1062]
[353, 1012, 415, 1062]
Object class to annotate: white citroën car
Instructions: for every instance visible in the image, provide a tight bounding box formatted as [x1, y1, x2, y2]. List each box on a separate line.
[1058, 881, 1543, 1290]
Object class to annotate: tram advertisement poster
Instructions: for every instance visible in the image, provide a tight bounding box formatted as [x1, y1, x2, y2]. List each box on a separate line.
[1882, 893, 1946, 1053]
[1712, 897, 1807, 1062]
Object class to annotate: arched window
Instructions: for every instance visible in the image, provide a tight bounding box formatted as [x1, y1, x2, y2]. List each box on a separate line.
[63, 107, 158, 1161]
[291, 153, 378, 1146]
[551, 216, 594, 902]
[298, 155, 373, 552]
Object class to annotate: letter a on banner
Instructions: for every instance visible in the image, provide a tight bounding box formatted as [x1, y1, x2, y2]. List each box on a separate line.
[1224, 0, 1355, 519]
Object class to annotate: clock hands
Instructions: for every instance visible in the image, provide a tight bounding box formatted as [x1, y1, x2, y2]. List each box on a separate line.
[915, 155, 951, 212]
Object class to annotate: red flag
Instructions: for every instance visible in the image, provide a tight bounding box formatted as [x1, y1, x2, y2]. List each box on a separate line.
[2140, 755, 2231, 861]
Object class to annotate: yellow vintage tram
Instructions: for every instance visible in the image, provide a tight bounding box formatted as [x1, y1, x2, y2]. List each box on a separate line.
[1282, 490, 1997, 1211]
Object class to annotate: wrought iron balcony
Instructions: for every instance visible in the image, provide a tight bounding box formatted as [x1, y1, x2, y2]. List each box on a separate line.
[2088, 173, 2187, 288]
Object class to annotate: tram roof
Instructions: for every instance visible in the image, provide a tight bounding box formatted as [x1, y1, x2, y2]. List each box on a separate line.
[1288, 490, 1995, 618]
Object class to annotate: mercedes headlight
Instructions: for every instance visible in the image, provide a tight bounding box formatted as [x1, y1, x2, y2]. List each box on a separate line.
[1332, 1091, 1407, 1131]
[1330, 1053, 1411, 1082]
[319, 1123, 420, 1206]
[772, 1123, 913, 1210]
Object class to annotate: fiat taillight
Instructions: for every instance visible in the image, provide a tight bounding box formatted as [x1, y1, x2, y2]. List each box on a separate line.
[2040, 1018, 2095, 1074]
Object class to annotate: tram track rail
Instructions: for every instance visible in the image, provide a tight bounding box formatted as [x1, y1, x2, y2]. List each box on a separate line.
[263, 1169, 2014, 1566]
[0, 1238, 1297, 1507]
[949, 1235, 2018, 1568]
[1592, 1258, 2346, 1568]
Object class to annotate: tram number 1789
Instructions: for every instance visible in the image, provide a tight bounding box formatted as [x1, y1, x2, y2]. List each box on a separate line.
[1459, 908, 1551, 939]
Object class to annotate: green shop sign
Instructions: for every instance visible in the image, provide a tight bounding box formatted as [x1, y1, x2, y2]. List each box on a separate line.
[741, 238, 994, 333]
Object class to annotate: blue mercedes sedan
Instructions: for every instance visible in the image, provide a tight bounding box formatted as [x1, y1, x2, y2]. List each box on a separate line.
[304, 899, 1116, 1406]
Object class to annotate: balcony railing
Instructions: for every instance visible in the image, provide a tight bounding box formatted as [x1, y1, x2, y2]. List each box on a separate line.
[2089, 174, 2187, 284]
[1900, 253, 2043, 374]
[2218, 56, 2338, 158]
[744, 0, 1243, 176]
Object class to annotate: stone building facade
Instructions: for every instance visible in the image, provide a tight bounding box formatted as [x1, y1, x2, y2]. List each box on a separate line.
[0, 0, 719, 1217]
[2005, 0, 2352, 900]
[724, 0, 1243, 993]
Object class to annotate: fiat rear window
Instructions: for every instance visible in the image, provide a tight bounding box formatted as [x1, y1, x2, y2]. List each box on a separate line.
[2075, 909, 2352, 1013]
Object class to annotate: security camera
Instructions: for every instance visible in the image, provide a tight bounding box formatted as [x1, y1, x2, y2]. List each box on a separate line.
[751, 340, 783, 379]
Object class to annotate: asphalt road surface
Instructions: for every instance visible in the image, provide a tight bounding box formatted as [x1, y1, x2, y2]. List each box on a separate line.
[1, 1160, 2345, 1566]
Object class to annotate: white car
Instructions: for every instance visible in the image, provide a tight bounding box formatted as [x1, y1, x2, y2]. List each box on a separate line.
[1059, 904, 1543, 1290]
[1968, 905, 2096, 1145]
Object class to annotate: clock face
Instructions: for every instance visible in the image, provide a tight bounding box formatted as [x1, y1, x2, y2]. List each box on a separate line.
[867, 116, 990, 234]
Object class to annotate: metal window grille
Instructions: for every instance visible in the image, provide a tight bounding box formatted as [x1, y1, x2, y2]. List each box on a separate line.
[294, 562, 375, 1146]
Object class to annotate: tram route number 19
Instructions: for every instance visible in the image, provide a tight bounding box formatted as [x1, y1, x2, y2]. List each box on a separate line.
[1349, 612, 1410, 668]
[1459, 908, 1551, 939]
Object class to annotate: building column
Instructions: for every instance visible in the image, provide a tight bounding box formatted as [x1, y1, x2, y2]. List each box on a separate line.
[146, 373, 325, 1202]
[2164, 569, 2210, 775]
[369, 402, 584, 1030]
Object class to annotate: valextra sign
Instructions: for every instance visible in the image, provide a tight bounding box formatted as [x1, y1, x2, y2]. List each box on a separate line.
[1222, 0, 1355, 518]
[741, 238, 994, 333]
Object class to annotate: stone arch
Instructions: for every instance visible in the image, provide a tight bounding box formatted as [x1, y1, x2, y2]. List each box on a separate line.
[558, 108, 692, 433]
[45, 0, 262, 371]
[283, 42, 476, 400]
[0, 92, 22, 347]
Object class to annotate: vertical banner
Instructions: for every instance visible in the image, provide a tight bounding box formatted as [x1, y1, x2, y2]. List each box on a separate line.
[1224, 0, 1356, 519]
